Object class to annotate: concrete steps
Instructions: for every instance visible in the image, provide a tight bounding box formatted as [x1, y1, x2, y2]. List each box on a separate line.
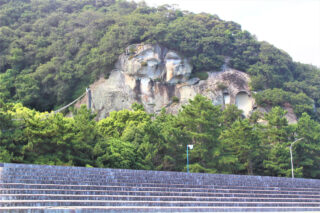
[2, 190, 320, 199]
[2, 200, 320, 207]
[2, 189, 317, 199]
[1, 163, 320, 212]
[2, 206, 320, 213]
[2, 195, 320, 202]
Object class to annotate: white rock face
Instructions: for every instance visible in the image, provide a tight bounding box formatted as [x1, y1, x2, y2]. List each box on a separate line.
[166, 70, 255, 115]
[77, 43, 256, 119]
[116, 44, 192, 83]
[75, 71, 136, 119]
[236, 92, 255, 117]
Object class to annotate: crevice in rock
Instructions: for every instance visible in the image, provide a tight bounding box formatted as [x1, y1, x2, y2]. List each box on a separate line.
[134, 78, 141, 102]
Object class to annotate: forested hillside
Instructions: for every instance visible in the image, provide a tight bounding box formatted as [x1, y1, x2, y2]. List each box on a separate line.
[0, 0, 319, 117]
[1, 0, 320, 178]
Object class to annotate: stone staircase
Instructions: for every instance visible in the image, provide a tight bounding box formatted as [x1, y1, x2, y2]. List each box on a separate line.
[1, 163, 320, 212]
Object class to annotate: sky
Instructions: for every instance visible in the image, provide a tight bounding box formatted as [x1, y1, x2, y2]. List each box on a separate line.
[134, 0, 320, 67]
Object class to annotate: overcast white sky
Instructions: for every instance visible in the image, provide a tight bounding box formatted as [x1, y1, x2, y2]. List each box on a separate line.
[134, 0, 320, 67]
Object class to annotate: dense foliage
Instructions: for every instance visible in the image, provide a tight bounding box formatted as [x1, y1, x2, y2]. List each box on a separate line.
[0, 0, 319, 120]
[1, 96, 320, 179]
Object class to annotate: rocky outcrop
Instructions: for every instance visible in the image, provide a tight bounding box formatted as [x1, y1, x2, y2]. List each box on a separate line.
[116, 44, 192, 83]
[169, 70, 255, 116]
[76, 43, 263, 120]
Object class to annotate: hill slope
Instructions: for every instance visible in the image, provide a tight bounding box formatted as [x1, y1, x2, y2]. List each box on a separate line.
[0, 0, 319, 120]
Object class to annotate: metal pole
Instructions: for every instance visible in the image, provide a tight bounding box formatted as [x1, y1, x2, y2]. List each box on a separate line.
[187, 145, 189, 173]
[290, 138, 303, 179]
[290, 145, 294, 178]
[86, 88, 92, 110]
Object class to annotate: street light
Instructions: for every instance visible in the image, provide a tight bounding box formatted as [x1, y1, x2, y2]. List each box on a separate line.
[290, 138, 303, 178]
[187, 144, 194, 173]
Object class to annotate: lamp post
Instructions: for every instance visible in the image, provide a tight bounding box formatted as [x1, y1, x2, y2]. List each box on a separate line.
[187, 144, 193, 173]
[290, 138, 303, 178]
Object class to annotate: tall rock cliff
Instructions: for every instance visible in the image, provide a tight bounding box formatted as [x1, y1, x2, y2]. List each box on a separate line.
[76, 43, 256, 119]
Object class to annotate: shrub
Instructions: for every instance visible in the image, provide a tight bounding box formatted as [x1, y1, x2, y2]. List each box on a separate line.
[191, 71, 209, 80]
[217, 82, 227, 90]
[129, 46, 136, 54]
[172, 96, 179, 103]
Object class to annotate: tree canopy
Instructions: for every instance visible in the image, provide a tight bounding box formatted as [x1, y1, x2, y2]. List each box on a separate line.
[1, 96, 320, 179]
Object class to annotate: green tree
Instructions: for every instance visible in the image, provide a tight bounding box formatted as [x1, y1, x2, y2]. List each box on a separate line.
[0, 102, 26, 163]
[262, 107, 296, 177]
[147, 108, 185, 171]
[220, 119, 262, 175]
[97, 104, 154, 169]
[0, 100, 14, 162]
[221, 104, 243, 128]
[295, 113, 320, 178]
[176, 95, 225, 173]
[22, 111, 74, 165]
[98, 107, 151, 139]
[70, 105, 99, 166]
[93, 137, 143, 169]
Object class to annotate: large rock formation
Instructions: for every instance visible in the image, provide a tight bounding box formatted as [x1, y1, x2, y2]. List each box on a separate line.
[116, 44, 192, 84]
[77, 43, 297, 122]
